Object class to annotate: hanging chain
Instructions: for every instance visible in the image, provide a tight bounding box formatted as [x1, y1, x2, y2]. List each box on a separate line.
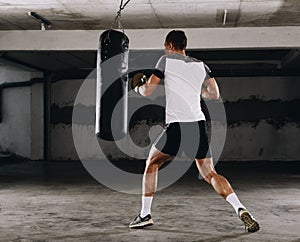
[104, 0, 131, 44]
[111, 0, 131, 32]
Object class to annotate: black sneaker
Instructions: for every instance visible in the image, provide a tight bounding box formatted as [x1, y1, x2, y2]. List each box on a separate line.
[238, 208, 260, 233]
[129, 214, 154, 229]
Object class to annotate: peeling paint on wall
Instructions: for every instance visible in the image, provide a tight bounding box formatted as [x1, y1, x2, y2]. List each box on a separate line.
[51, 98, 300, 129]
[225, 97, 300, 128]
[50, 76, 300, 161]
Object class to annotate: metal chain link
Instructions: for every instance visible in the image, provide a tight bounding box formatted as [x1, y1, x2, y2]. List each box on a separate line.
[111, 0, 131, 32]
[103, 0, 131, 43]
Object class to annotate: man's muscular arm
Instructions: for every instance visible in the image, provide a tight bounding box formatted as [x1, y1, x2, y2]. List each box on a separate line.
[201, 77, 220, 100]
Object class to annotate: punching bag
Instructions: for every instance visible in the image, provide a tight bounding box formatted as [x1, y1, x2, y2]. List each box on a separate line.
[95, 30, 129, 141]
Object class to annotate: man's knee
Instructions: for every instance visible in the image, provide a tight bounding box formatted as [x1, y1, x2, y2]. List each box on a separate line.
[146, 156, 164, 169]
[146, 149, 170, 168]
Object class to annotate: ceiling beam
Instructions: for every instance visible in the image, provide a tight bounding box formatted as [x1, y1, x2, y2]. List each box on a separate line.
[0, 27, 299, 51]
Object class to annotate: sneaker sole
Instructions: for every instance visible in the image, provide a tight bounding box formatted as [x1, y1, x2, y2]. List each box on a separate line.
[240, 211, 260, 233]
[129, 219, 154, 229]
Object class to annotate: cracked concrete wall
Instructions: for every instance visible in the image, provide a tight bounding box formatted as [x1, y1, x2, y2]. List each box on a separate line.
[51, 76, 300, 161]
[219, 76, 300, 161]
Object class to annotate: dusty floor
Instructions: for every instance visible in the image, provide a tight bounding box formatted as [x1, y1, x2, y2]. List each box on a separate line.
[0, 161, 299, 242]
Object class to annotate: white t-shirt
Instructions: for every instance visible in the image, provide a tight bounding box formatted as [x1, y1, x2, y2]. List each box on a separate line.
[154, 53, 212, 124]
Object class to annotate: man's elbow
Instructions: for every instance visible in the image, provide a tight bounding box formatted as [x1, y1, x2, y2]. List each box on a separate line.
[211, 92, 220, 100]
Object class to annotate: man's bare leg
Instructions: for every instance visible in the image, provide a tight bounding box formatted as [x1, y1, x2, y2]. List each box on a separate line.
[195, 157, 234, 199]
[140, 146, 171, 218]
[143, 146, 172, 197]
[195, 157, 260, 232]
[129, 146, 171, 228]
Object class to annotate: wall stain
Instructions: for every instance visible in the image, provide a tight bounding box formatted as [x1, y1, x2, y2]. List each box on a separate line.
[259, 148, 264, 157]
[224, 97, 300, 129]
[51, 98, 300, 129]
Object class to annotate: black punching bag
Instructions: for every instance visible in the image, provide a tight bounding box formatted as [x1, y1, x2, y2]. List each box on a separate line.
[95, 30, 129, 141]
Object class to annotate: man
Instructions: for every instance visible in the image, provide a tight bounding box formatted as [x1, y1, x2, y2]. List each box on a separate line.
[129, 30, 259, 233]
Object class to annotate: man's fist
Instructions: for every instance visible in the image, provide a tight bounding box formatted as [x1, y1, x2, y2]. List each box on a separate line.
[132, 73, 147, 90]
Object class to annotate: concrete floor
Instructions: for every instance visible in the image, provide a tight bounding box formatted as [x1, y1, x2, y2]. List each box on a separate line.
[0, 161, 299, 242]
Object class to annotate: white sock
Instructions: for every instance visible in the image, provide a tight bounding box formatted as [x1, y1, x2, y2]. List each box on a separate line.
[226, 193, 246, 215]
[140, 196, 153, 218]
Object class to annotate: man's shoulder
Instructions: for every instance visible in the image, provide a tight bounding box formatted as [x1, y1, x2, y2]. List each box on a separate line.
[157, 54, 168, 62]
[167, 54, 204, 64]
[188, 56, 204, 63]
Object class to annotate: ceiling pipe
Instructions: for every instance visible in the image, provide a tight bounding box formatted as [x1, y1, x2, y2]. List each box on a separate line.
[28, 12, 52, 31]
[223, 9, 228, 26]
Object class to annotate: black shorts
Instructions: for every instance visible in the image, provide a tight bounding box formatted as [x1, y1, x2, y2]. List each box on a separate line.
[153, 120, 212, 159]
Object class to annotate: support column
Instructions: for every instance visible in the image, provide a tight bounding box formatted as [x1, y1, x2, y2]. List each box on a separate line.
[44, 73, 52, 161]
[30, 82, 44, 160]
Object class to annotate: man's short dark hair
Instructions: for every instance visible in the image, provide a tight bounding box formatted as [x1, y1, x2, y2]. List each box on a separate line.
[165, 30, 187, 50]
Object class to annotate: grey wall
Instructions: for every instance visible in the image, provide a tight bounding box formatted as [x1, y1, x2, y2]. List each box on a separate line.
[51, 76, 300, 161]
[0, 60, 44, 159]
[219, 76, 300, 161]
[51, 79, 83, 160]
